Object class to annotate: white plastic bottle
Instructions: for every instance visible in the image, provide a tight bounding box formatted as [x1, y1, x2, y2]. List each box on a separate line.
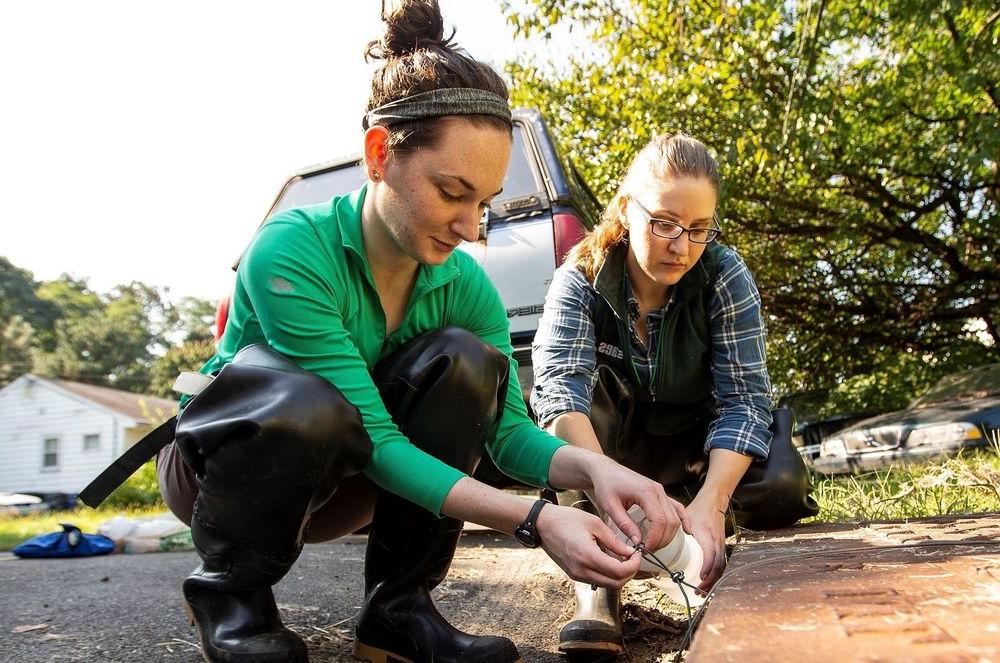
[611, 504, 706, 607]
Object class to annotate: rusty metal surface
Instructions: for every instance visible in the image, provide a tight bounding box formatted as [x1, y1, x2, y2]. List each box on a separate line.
[688, 513, 1000, 663]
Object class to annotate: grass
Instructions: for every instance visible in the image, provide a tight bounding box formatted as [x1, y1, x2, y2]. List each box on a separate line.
[805, 445, 1000, 523]
[0, 460, 167, 552]
[0, 504, 170, 552]
[4, 444, 998, 551]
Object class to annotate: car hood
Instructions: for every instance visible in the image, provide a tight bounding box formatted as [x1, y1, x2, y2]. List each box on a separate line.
[836, 396, 1000, 435]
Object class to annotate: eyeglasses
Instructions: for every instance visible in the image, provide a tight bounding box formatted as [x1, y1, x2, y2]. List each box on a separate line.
[627, 194, 722, 244]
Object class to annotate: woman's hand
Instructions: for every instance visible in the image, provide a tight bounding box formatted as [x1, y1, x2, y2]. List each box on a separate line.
[685, 493, 728, 591]
[587, 455, 690, 552]
[684, 449, 753, 591]
[535, 502, 642, 588]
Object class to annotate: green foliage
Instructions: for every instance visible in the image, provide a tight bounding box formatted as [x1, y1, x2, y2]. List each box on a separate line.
[0, 258, 60, 344]
[148, 338, 216, 398]
[172, 296, 217, 343]
[807, 447, 1000, 522]
[504, 0, 1000, 405]
[31, 281, 160, 393]
[0, 256, 219, 393]
[0, 315, 35, 386]
[102, 459, 163, 509]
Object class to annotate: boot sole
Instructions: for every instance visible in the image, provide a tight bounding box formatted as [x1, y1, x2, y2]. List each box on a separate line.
[353, 642, 415, 663]
[182, 600, 212, 663]
[184, 599, 308, 663]
[559, 641, 624, 653]
[353, 641, 524, 663]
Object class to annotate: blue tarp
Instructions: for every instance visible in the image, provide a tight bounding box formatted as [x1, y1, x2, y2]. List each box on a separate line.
[12, 523, 114, 558]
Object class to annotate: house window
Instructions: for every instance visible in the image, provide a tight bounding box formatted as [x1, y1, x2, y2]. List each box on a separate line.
[42, 438, 59, 469]
[83, 433, 100, 451]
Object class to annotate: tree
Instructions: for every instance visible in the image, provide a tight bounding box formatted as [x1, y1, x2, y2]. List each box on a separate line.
[0, 315, 35, 386]
[504, 0, 999, 399]
[0, 256, 218, 393]
[172, 296, 218, 343]
[31, 277, 169, 392]
[148, 338, 216, 398]
[0, 257, 60, 351]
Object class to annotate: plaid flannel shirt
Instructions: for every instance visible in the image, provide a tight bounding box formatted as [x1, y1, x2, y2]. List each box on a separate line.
[530, 248, 773, 459]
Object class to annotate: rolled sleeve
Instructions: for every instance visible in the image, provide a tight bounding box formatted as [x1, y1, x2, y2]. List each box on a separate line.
[530, 265, 599, 427]
[704, 251, 773, 459]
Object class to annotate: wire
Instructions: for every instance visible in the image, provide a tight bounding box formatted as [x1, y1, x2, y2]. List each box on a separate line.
[632, 541, 704, 661]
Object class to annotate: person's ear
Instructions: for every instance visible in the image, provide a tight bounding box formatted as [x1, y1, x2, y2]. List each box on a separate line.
[617, 194, 630, 229]
[363, 126, 390, 182]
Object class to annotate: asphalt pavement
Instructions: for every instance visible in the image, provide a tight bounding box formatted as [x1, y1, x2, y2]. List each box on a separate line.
[1, 533, 572, 663]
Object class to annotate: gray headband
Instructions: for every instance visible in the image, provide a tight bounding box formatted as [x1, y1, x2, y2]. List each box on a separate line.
[363, 88, 512, 130]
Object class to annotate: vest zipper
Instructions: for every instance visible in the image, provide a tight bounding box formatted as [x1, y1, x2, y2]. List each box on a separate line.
[650, 311, 671, 400]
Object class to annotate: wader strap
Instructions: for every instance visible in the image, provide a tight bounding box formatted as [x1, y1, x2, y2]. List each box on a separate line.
[78, 415, 178, 508]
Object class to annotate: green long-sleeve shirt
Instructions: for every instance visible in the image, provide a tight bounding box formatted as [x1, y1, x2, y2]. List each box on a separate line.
[198, 185, 565, 515]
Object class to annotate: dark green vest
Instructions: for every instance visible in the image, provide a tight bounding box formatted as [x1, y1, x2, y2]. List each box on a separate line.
[591, 242, 728, 436]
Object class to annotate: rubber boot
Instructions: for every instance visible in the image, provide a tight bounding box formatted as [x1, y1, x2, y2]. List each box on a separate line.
[553, 491, 624, 657]
[175, 344, 372, 662]
[558, 582, 624, 656]
[353, 328, 522, 663]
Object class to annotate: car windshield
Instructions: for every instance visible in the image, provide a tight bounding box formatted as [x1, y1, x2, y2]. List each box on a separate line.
[911, 364, 1000, 408]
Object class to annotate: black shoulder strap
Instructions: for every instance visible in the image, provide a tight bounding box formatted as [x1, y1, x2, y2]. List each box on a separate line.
[77, 415, 178, 508]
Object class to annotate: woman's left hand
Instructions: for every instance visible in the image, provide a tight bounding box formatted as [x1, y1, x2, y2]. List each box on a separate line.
[685, 493, 729, 591]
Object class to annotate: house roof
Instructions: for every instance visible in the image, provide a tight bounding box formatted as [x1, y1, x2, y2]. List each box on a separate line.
[46, 377, 177, 424]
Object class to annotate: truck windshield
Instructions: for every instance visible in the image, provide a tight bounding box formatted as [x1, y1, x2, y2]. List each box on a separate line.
[269, 124, 541, 218]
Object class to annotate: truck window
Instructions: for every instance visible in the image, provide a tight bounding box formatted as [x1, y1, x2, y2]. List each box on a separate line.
[271, 162, 366, 217]
[498, 124, 543, 203]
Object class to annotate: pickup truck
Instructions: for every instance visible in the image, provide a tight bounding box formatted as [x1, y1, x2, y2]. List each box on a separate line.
[217, 109, 602, 403]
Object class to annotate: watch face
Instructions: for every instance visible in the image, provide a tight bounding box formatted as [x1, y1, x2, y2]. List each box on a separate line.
[514, 526, 538, 548]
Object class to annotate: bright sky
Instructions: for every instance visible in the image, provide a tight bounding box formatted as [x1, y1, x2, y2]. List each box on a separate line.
[1, 1, 543, 303]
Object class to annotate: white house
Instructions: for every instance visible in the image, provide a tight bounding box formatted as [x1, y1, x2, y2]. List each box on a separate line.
[0, 374, 177, 496]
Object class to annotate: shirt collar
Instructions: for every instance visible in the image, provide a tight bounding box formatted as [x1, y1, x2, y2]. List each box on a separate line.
[623, 276, 675, 322]
[595, 242, 713, 321]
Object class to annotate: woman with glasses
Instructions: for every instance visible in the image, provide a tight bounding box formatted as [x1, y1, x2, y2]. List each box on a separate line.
[530, 133, 817, 656]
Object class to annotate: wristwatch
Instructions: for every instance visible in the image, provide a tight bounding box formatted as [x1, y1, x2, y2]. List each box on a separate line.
[514, 498, 550, 548]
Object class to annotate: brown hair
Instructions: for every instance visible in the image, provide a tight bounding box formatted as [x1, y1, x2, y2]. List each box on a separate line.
[569, 133, 720, 281]
[364, 0, 511, 156]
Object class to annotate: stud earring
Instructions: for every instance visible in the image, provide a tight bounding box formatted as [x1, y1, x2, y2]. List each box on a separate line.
[371, 171, 381, 181]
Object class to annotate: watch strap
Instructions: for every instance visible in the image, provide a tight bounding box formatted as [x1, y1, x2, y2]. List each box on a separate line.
[517, 498, 549, 547]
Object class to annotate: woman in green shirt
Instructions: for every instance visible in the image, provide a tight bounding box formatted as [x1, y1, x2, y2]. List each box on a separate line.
[151, 2, 690, 662]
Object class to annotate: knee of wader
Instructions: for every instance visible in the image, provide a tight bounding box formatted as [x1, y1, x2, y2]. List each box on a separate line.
[376, 326, 508, 396]
[374, 327, 508, 470]
[175, 348, 372, 479]
[735, 457, 817, 530]
[374, 327, 509, 427]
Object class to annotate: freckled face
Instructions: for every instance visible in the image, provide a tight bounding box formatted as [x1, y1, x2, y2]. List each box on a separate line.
[375, 117, 512, 265]
[623, 176, 718, 288]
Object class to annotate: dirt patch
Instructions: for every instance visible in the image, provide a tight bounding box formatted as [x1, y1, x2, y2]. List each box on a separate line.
[617, 582, 692, 662]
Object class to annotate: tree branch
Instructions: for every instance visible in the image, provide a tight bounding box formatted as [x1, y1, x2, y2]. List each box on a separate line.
[943, 11, 1000, 112]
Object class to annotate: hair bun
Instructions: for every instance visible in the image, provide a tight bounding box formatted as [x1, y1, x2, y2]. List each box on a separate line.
[366, 0, 455, 60]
